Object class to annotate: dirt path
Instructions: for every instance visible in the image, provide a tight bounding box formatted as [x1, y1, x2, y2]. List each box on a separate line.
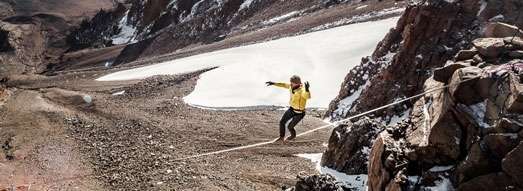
[0, 69, 332, 190]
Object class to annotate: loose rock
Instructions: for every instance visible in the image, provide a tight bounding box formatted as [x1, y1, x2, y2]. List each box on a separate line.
[484, 22, 523, 38]
[472, 38, 506, 58]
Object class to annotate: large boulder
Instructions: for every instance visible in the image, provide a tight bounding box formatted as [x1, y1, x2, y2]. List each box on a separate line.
[508, 50, 523, 59]
[321, 117, 385, 174]
[472, 38, 506, 58]
[507, 37, 523, 49]
[407, 78, 463, 163]
[484, 22, 523, 38]
[482, 66, 523, 118]
[485, 118, 523, 134]
[456, 142, 496, 183]
[433, 61, 470, 83]
[458, 172, 521, 191]
[290, 174, 348, 191]
[368, 133, 391, 191]
[484, 134, 520, 159]
[449, 66, 491, 105]
[484, 69, 514, 121]
[368, 126, 410, 191]
[454, 49, 479, 61]
[505, 76, 523, 113]
[502, 141, 523, 188]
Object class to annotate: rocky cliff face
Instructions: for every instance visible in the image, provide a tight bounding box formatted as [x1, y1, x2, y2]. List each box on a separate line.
[321, 0, 523, 190]
[369, 31, 523, 190]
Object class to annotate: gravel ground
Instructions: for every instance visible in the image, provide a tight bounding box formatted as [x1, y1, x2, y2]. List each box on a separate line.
[0, 69, 332, 190]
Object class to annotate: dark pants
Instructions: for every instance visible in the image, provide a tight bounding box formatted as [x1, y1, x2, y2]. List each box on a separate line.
[279, 108, 305, 138]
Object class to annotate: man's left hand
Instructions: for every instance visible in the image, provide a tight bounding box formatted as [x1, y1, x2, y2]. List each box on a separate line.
[304, 81, 310, 92]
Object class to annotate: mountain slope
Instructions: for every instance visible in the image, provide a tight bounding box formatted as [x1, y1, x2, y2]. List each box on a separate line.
[62, 0, 404, 70]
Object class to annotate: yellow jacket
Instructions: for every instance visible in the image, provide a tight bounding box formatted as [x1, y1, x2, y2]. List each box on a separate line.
[273, 83, 311, 112]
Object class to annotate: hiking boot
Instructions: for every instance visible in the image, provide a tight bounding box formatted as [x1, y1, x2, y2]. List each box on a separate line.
[285, 135, 296, 141]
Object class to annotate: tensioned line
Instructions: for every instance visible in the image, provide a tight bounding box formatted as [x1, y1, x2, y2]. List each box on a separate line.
[174, 77, 476, 161]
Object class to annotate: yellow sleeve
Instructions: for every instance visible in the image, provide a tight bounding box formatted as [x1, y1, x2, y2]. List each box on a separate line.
[302, 89, 311, 99]
[274, 82, 290, 89]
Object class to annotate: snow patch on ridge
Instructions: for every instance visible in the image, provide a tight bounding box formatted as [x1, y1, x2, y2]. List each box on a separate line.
[262, 11, 302, 25]
[239, 0, 256, 11]
[356, 5, 368, 10]
[308, 7, 404, 32]
[112, 11, 138, 45]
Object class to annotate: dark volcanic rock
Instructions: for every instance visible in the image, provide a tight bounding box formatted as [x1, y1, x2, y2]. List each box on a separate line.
[0, 29, 13, 52]
[433, 61, 469, 83]
[456, 142, 498, 183]
[321, 117, 385, 174]
[487, 118, 523, 134]
[502, 141, 523, 188]
[472, 38, 506, 58]
[484, 22, 523, 38]
[484, 133, 520, 159]
[509, 50, 523, 58]
[458, 172, 522, 191]
[454, 49, 478, 61]
[67, 4, 127, 51]
[448, 66, 488, 105]
[407, 78, 463, 164]
[289, 174, 349, 191]
[368, 128, 410, 191]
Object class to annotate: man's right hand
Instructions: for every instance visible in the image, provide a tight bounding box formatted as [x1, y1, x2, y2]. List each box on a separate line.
[265, 81, 275, 86]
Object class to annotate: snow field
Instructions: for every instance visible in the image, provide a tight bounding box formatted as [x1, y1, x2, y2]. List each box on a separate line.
[98, 17, 399, 109]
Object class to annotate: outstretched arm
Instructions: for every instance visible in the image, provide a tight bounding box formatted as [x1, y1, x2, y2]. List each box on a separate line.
[266, 81, 290, 89]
